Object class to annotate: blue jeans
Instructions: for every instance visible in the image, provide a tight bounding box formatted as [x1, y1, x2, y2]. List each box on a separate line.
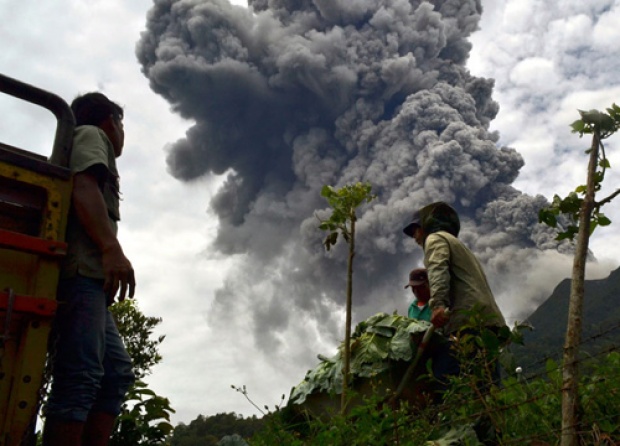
[45, 275, 135, 422]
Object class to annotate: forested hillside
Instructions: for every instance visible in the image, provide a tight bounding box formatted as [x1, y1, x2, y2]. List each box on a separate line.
[512, 266, 620, 374]
[169, 412, 263, 446]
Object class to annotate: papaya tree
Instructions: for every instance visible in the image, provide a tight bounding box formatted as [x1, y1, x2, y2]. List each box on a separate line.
[538, 104, 620, 446]
[317, 182, 375, 413]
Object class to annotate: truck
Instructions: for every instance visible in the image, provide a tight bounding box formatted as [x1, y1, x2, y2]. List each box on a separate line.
[0, 73, 74, 446]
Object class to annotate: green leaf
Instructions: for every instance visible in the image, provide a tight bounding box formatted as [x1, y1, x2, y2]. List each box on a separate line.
[608, 103, 620, 116]
[133, 387, 157, 397]
[558, 192, 582, 214]
[323, 231, 339, 250]
[580, 109, 615, 132]
[321, 185, 334, 198]
[366, 325, 395, 337]
[318, 222, 331, 231]
[570, 119, 586, 134]
[556, 225, 579, 241]
[556, 232, 571, 241]
[318, 182, 374, 252]
[597, 214, 612, 226]
[350, 332, 391, 366]
[480, 328, 501, 353]
[545, 358, 561, 385]
[330, 231, 338, 244]
[390, 329, 414, 362]
[589, 220, 598, 235]
[538, 209, 557, 228]
[599, 158, 611, 169]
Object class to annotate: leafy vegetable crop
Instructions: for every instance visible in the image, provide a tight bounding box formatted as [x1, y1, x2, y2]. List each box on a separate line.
[289, 313, 431, 405]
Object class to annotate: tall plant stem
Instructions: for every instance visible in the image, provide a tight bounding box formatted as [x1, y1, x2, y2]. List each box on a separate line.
[561, 131, 599, 446]
[341, 213, 355, 414]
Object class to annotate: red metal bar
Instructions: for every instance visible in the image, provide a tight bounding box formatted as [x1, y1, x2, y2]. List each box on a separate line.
[0, 228, 66, 257]
[0, 291, 56, 317]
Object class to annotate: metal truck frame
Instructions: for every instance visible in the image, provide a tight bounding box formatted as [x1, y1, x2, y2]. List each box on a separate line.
[0, 73, 74, 446]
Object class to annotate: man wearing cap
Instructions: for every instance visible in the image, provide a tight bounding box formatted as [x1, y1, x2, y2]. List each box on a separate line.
[405, 268, 431, 322]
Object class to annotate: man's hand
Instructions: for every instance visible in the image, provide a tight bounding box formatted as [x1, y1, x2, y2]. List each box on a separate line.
[431, 306, 449, 328]
[102, 242, 135, 304]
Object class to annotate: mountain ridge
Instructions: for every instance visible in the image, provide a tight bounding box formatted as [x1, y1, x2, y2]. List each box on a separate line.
[512, 265, 620, 374]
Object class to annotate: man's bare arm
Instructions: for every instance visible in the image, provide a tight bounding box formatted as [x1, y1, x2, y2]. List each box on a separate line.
[72, 170, 135, 301]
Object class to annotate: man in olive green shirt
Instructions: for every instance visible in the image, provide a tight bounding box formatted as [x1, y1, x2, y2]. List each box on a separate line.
[403, 202, 506, 391]
[44, 92, 135, 446]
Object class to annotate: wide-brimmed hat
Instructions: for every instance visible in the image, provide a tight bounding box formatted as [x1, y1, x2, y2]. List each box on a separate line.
[402, 210, 421, 237]
[403, 202, 461, 238]
[405, 268, 427, 288]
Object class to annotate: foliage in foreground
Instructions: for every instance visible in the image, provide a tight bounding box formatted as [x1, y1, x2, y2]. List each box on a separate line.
[538, 103, 620, 444]
[171, 317, 619, 445]
[539, 104, 620, 242]
[247, 342, 620, 445]
[317, 181, 376, 412]
[109, 299, 175, 445]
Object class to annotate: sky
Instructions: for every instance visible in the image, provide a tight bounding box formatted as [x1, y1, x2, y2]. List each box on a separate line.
[1, 0, 619, 426]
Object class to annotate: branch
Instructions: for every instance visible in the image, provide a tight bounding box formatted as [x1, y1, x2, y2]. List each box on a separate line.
[599, 139, 606, 163]
[231, 385, 266, 416]
[597, 140, 608, 181]
[596, 188, 620, 207]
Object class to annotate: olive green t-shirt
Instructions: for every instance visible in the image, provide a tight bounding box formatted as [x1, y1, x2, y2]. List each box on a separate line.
[61, 125, 120, 279]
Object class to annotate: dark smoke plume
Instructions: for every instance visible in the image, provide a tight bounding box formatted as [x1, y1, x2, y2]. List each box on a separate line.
[137, 0, 569, 360]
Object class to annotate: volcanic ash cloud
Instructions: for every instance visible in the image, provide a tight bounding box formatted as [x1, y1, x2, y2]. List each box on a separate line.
[136, 0, 570, 355]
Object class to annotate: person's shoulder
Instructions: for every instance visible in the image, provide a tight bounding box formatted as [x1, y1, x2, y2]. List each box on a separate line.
[425, 231, 461, 251]
[73, 125, 113, 153]
[71, 126, 113, 171]
[74, 125, 108, 144]
[427, 231, 453, 243]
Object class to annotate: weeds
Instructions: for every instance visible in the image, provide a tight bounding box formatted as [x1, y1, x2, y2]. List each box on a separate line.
[239, 316, 620, 445]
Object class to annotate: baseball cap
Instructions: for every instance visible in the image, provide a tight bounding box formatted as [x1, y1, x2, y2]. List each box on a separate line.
[405, 268, 427, 288]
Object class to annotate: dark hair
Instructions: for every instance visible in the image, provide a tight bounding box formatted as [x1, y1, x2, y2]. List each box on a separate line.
[71, 92, 123, 127]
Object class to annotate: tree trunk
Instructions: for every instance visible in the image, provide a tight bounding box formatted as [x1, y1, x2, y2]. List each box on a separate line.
[561, 132, 599, 446]
[341, 214, 355, 414]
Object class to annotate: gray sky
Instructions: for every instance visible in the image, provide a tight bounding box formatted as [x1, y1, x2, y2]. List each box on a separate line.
[1, 0, 619, 426]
